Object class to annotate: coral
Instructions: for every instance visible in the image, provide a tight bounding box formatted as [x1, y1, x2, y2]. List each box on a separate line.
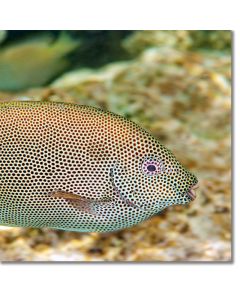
[122, 30, 231, 55]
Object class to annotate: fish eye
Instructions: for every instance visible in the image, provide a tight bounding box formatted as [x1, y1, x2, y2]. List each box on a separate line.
[147, 164, 156, 172]
[142, 157, 164, 176]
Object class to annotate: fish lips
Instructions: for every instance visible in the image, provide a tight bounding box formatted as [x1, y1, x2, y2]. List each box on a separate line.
[185, 183, 199, 201]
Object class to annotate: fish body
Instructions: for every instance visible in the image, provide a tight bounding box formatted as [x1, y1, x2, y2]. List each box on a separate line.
[0, 32, 79, 91]
[0, 101, 198, 232]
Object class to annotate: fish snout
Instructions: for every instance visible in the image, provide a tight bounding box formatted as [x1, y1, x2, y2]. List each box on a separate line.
[186, 183, 199, 200]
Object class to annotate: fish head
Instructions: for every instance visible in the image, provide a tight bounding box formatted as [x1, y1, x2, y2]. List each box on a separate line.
[111, 137, 198, 213]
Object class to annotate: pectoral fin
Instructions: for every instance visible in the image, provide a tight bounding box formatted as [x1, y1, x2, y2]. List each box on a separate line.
[49, 190, 113, 215]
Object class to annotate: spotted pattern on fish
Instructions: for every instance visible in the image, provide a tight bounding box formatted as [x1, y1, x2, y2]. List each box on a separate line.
[0, 101, 198, 232]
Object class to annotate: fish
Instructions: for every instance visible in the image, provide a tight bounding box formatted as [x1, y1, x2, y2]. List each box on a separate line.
[0, 32, 79, 91]
[0, 101, 198, 232]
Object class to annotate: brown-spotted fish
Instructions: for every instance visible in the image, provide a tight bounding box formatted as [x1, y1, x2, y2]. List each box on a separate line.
[0, 101, 198, 232]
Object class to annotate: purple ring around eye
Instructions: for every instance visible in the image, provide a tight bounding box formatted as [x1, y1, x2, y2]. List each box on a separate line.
[142, 158, 165, 176]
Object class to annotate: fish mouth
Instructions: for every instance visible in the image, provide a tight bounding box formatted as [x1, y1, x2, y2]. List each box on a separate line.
[186, 183, 199, 200]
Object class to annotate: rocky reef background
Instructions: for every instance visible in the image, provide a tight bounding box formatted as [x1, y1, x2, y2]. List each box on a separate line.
[0, 30, 231, 261]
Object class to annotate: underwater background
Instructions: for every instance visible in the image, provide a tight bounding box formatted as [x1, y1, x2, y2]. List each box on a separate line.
[0, 30, 231, 261]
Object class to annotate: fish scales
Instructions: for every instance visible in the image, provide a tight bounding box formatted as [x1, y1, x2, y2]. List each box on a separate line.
[0, 101, 198, 232]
